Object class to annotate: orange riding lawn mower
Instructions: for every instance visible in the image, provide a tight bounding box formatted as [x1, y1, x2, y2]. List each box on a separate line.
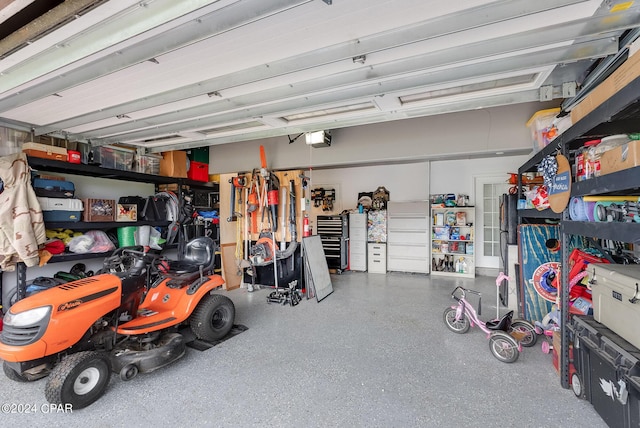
[0, 237, 235, 409]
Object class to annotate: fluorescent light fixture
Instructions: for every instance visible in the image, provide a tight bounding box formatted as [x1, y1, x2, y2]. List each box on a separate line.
[256, 116, 288, 127]
[372, 94, 402, 112]
[305, 130, 331, 148]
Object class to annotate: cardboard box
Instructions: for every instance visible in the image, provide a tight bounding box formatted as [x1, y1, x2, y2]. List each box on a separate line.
[159, 150, 187, 178]
[83, 198, 116, 222]
[551, 330, 574, 378]
[116, 203, 138, 222]
[571, 49, 640, 124]
[599, 139, 640, 176]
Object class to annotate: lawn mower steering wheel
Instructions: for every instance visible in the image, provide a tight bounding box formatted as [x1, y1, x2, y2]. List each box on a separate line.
[102, 246, 146, 273]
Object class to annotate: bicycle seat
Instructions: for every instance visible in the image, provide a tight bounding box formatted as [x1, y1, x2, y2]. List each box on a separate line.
[485, 311, 514, 331]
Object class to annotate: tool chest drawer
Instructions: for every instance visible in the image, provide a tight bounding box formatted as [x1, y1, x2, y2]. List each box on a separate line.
[317, 214, 348, 271]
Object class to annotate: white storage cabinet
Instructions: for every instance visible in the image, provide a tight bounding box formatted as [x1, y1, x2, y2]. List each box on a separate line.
[349, 212, 367, 271]
[386, 201, 429, 273]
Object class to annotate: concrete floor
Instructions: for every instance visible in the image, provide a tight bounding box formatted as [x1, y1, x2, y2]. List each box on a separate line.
[0, 271, 607, 427]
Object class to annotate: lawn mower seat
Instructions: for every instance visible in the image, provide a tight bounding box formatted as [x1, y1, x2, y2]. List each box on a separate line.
[164, 237, 216, 283]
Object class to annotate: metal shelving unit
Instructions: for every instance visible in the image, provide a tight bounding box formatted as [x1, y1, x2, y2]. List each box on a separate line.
[7, 157, 215, 302]
[517, 209, 562, 220]
[516, 73, 640, 391]
[46, 220, 171, 230]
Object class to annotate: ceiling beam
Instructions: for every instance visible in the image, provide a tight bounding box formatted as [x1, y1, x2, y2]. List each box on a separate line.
[85, 37, 616, 145]
[143, 90, 542, 153]
[0, 0, 313, 111]
[61, 10, 635, 141]
[33, 0, 592, 134]
[0, 0, 102, 58]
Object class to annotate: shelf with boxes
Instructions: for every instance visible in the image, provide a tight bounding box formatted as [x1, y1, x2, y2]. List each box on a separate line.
[6, 153, 213, 303]
[28, 156, 177, 184]
[27, 156, 205, 251]
[34, 197, 172, 268]
[516, 53, 640, 396]
[430, 206, 475, 278]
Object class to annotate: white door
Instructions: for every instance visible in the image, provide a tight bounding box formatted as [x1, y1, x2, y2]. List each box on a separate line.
[474, 175, 510, 269]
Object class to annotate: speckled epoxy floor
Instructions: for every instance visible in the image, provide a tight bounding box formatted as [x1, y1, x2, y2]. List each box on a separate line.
[0, 272, 607, 427]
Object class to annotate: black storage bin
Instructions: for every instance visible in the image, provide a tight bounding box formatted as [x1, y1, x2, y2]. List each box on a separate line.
[572, 316, 640, 428]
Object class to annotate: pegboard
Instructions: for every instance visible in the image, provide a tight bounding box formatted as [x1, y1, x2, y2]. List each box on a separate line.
[219, 169, 305, 246]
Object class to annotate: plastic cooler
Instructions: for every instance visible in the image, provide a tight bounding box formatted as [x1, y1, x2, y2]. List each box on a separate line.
[37, 197, 83, 222]
[591, 263, 640, 350]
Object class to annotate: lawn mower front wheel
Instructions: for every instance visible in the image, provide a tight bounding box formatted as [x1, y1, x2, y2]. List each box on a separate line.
[45, 351, 111, 409]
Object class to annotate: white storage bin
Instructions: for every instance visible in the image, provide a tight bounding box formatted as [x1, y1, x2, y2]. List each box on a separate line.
[37, 197, 84, 222]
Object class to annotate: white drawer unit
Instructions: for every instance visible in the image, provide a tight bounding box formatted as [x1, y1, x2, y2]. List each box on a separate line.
[349, 213, 367, 271]
[386, 201, 429, 273]
[368, 243, 387, 274]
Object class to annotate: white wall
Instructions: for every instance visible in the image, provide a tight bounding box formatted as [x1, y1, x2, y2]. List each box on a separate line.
[430, 156, 530, 200]
[308, 162, 430, 214]
[207, 101, 554, 269]
[209, 101, 553, 173]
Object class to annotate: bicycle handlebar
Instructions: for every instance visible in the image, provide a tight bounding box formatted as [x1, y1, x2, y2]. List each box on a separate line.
[450, 286, 482, 301]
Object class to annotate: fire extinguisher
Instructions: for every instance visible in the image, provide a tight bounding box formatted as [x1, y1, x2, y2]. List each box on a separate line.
[303, 214, 310, 237]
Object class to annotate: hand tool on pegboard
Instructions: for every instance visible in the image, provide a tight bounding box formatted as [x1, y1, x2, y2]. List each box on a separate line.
[226, 174, 246, 222]
[280, 185, 288, 250]
[258, 145, 280, 233]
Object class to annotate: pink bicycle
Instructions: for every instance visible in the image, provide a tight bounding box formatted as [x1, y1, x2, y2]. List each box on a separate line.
[442, 274, 537, 363]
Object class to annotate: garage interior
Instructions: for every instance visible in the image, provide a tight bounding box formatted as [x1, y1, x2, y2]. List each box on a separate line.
[1, 1, 640, 426]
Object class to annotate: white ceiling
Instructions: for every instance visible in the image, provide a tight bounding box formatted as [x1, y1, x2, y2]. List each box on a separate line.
[0, 0, 639, 153]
